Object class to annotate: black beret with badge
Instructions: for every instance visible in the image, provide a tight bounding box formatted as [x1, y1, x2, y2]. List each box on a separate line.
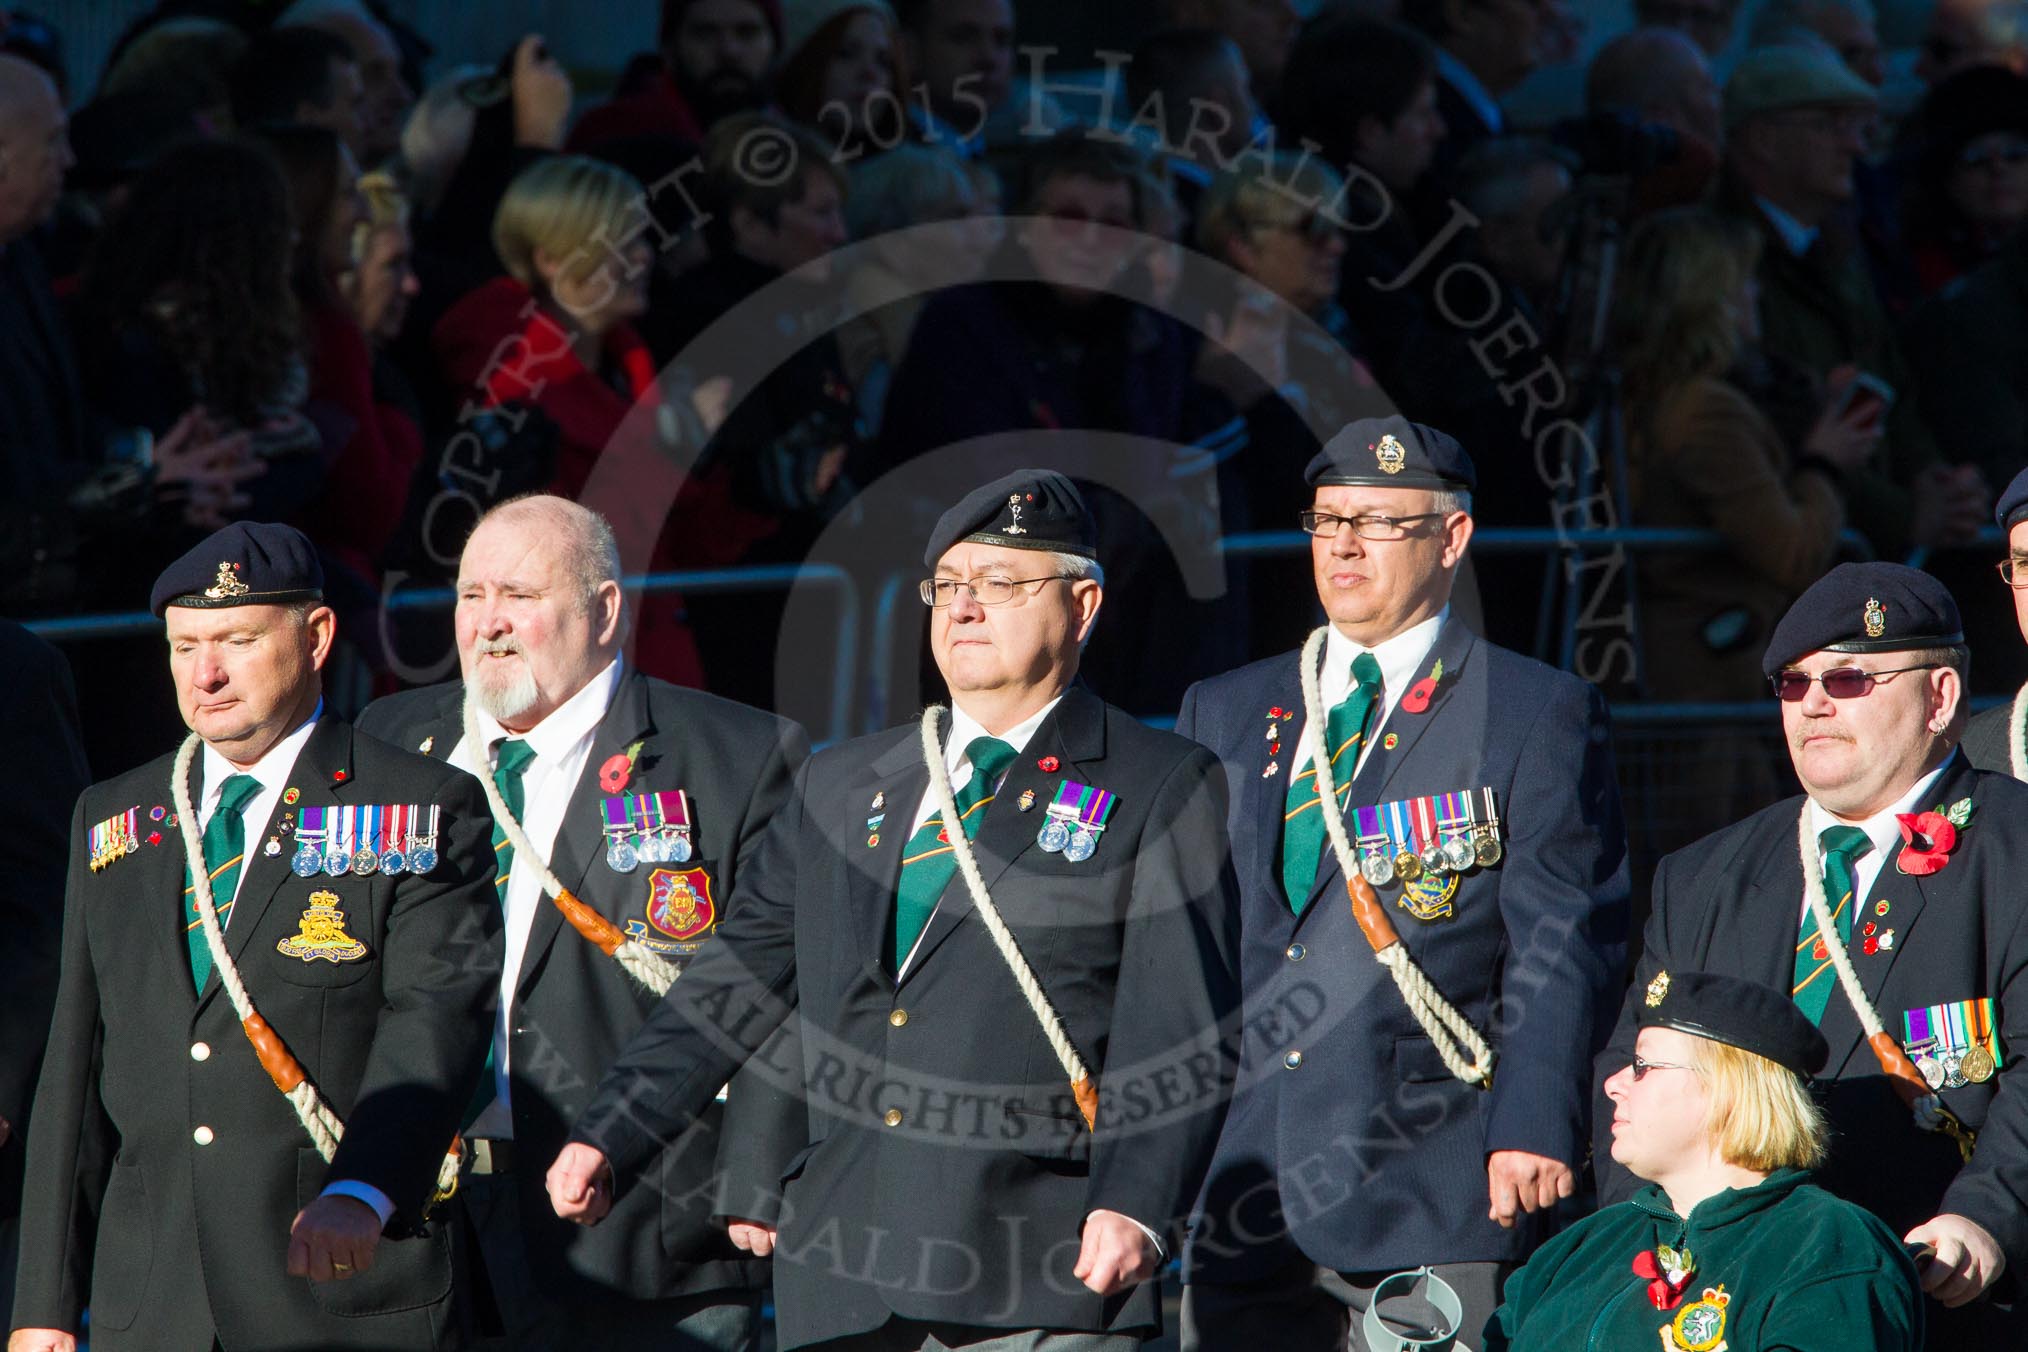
[1304, 415, 1478, 494]
[149, 521, 326, 617]
[923, 468, 1100, 566]
[1639, 968, 1830, 1079]
[1996, 465, 2028, 533]
[1760, 561, 1964, 679]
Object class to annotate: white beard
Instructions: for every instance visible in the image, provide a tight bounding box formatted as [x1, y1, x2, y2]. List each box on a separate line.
[469, 646, 540, 723]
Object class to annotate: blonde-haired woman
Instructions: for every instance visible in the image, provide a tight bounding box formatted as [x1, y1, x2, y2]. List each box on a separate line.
[433, 154, 763, 688]
[1485, 969, 1922, 1351]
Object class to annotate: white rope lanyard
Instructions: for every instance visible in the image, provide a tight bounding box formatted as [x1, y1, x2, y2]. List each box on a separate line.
[918, 706, 1097, 1127]
[1298, 627, 1495, 1087]
[172, 734, 461, 1202]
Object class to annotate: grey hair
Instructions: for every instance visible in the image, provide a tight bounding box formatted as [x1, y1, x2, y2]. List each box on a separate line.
[845, 143, 976, 239]
[1430, 489, 1474, 518]
[1052, 550, 1107, 587]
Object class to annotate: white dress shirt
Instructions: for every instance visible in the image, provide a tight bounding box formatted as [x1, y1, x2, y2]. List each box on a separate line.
[1290, 609, 1449, 784]
[454, 658, 623, 1140]
[1805, 756, 1954, 923]
[195, 702, 321, 917]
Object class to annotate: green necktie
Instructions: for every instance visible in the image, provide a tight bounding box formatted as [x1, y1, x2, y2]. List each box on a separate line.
[186, 774, 262, 992]
[1281, 652, 1384, 914]
[1794, 824, 1870, 1024]
[467, 737, 535, 1129]
[894, 736, 1017, 970]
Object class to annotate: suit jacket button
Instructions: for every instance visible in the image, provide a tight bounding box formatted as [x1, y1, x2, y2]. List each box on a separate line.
[889, 1009, 909, 1027]
[1283, 1050, 1303, 1070]
[884, 1108, 904, 1127]
[190, 1041, 211, 1061]
[1286, 944, 1305, 962]
[193, 1125, 215, 1145]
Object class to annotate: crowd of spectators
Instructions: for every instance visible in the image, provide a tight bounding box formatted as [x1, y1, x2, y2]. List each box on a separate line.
[6, 0, 2028, 746]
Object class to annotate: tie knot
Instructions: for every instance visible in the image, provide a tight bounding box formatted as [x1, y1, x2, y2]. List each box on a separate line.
[216, 773, 261, 816]
[494, 738, 537, 779]
[964, 736, 1017, 789]
[1349, 651, 1382, 691]
[1820, 824, 1870, 861]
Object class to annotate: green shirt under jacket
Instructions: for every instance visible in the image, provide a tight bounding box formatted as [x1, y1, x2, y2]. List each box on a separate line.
[1484, 1168, 1921, 1352]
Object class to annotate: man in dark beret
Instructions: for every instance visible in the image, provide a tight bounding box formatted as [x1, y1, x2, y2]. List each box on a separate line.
[543, 469, 1242, 1351]
[1961, 464, 2028, 777]
[1173, 415, 1630, 1351]
[8, 522, 503, 1352]
[1596, 559, 2028, 1348]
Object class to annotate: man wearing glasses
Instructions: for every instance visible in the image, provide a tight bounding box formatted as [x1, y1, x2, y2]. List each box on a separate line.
[545, 469, 1242, 1351]
[1174, 416, 1629, 1351]
[1961, 468, 2028, 776]
[1595, 560, 2028, 1349]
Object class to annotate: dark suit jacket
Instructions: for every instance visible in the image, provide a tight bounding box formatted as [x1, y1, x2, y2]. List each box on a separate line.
[12, 716, 502, 1352]
[1961, 698, 2016, 777]
[357, 670, 809, 1304]
[572, 686, 1242, 1349]
[1175, 619, 1629, 1279]
[0, 623, 87, 1224]
[1594, 755, 2028, 1336]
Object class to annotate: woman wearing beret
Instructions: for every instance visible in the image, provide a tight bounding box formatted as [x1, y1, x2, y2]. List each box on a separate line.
[1484, 970, 1922, 1352]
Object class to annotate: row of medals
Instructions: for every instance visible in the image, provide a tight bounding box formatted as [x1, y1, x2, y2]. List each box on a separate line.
[1913, 1039, 1996, 1090]
[292, 839, 438, 878]
[1359, 825, 1502, 888]
[607, 828, 693, 873]
[1036, 816, 1100, 862]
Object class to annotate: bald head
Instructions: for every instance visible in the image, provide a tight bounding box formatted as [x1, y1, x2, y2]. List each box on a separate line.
[1588, 26, 1722, 147]
[0, 53, 70, 244]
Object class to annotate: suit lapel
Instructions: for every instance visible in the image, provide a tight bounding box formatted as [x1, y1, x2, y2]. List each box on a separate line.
[1298, 620, 1477, 927]
[855, 729, 929, 986]
[516, 673, 652, 998]
[1250, 656, 1304, 931]
[903, 689, 1106, 984]
[150, 761, 202, 1006]
[200, 717, 356, 1011]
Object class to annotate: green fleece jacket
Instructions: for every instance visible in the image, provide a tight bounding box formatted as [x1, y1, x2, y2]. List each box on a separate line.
[1484, 1168, 1921, 1351]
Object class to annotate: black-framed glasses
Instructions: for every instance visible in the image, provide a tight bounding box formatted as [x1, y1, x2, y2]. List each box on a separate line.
[919, 575, 1072, 608]
[1769, 664, 1940, 702]
[1299, 510, 1449, 541]
[1630, 1056, 1696, 1082]
[1996, 558, 2028, 589]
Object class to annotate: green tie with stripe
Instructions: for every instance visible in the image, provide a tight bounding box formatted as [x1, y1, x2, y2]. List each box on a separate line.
[186, 773, 261, 992]
[467, 737, 535, 1128]
[1794, 824, 1870, 1024]
[1281, 652, 1383, 914]
[893, 736, 1017, 970]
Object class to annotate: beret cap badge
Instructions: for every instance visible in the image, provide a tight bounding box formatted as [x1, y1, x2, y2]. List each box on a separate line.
[1645, 970, 1671, 1008]
[1004, 493, 1028, 536]
[1864, 597, 1886, 638]
[204, 561, 250, 601]
[1374, 434, 1406, 475]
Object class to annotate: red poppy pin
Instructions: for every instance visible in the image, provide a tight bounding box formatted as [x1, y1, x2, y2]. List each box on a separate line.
[600, 740, 645, 794]
[1894, 811, 1958, 876]
[1631, 1246, 1696, 1311]
[1400, 658, 1444, 715]
[1038, 755, 1059, 773]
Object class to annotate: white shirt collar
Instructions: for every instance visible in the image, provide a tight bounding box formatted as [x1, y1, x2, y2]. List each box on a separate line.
[470, 659, 622, 767]
[200, 700, 322, 809]
[1756, 196, 1820, 256]
[1806, 754, 1955, 863]
[946, 693, 1064, 775]
[1432, 47, 1504, 135]
[1321, 609, 1449, 709]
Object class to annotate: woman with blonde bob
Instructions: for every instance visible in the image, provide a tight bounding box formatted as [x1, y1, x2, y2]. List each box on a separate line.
[1485, 969, 1921, 1351]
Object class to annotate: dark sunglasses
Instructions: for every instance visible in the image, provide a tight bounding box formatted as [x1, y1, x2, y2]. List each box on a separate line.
[1769, 664, 1939, 702]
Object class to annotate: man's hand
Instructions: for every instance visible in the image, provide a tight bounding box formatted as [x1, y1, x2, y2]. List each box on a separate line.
[286, 1194, 383, 1282]
[511, 34, 573, 149]
[728, 1217, 778, 1256]
[1487, 1150, 1575, 1228]
[1906, 1213, 2007, 1308]
[546, 1141, 614, 1225]
[7, 1330, 77, 1352]
[1074, 1209, 1160, 1297]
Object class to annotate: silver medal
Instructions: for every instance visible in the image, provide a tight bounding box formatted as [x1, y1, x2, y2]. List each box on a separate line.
[1038, 817, 1072, 853]
[1065, 829, 1096, 863]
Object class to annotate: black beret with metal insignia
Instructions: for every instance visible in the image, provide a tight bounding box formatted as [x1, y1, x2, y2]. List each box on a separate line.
[1304, 415, 1477, 494]
[149, 522, 326, 617]
[922, 469, 1099, 566]
[1996, 464, 2028, 533]
[1761, 561, 1963, 678]
[1638, 968, 1829, 1079]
